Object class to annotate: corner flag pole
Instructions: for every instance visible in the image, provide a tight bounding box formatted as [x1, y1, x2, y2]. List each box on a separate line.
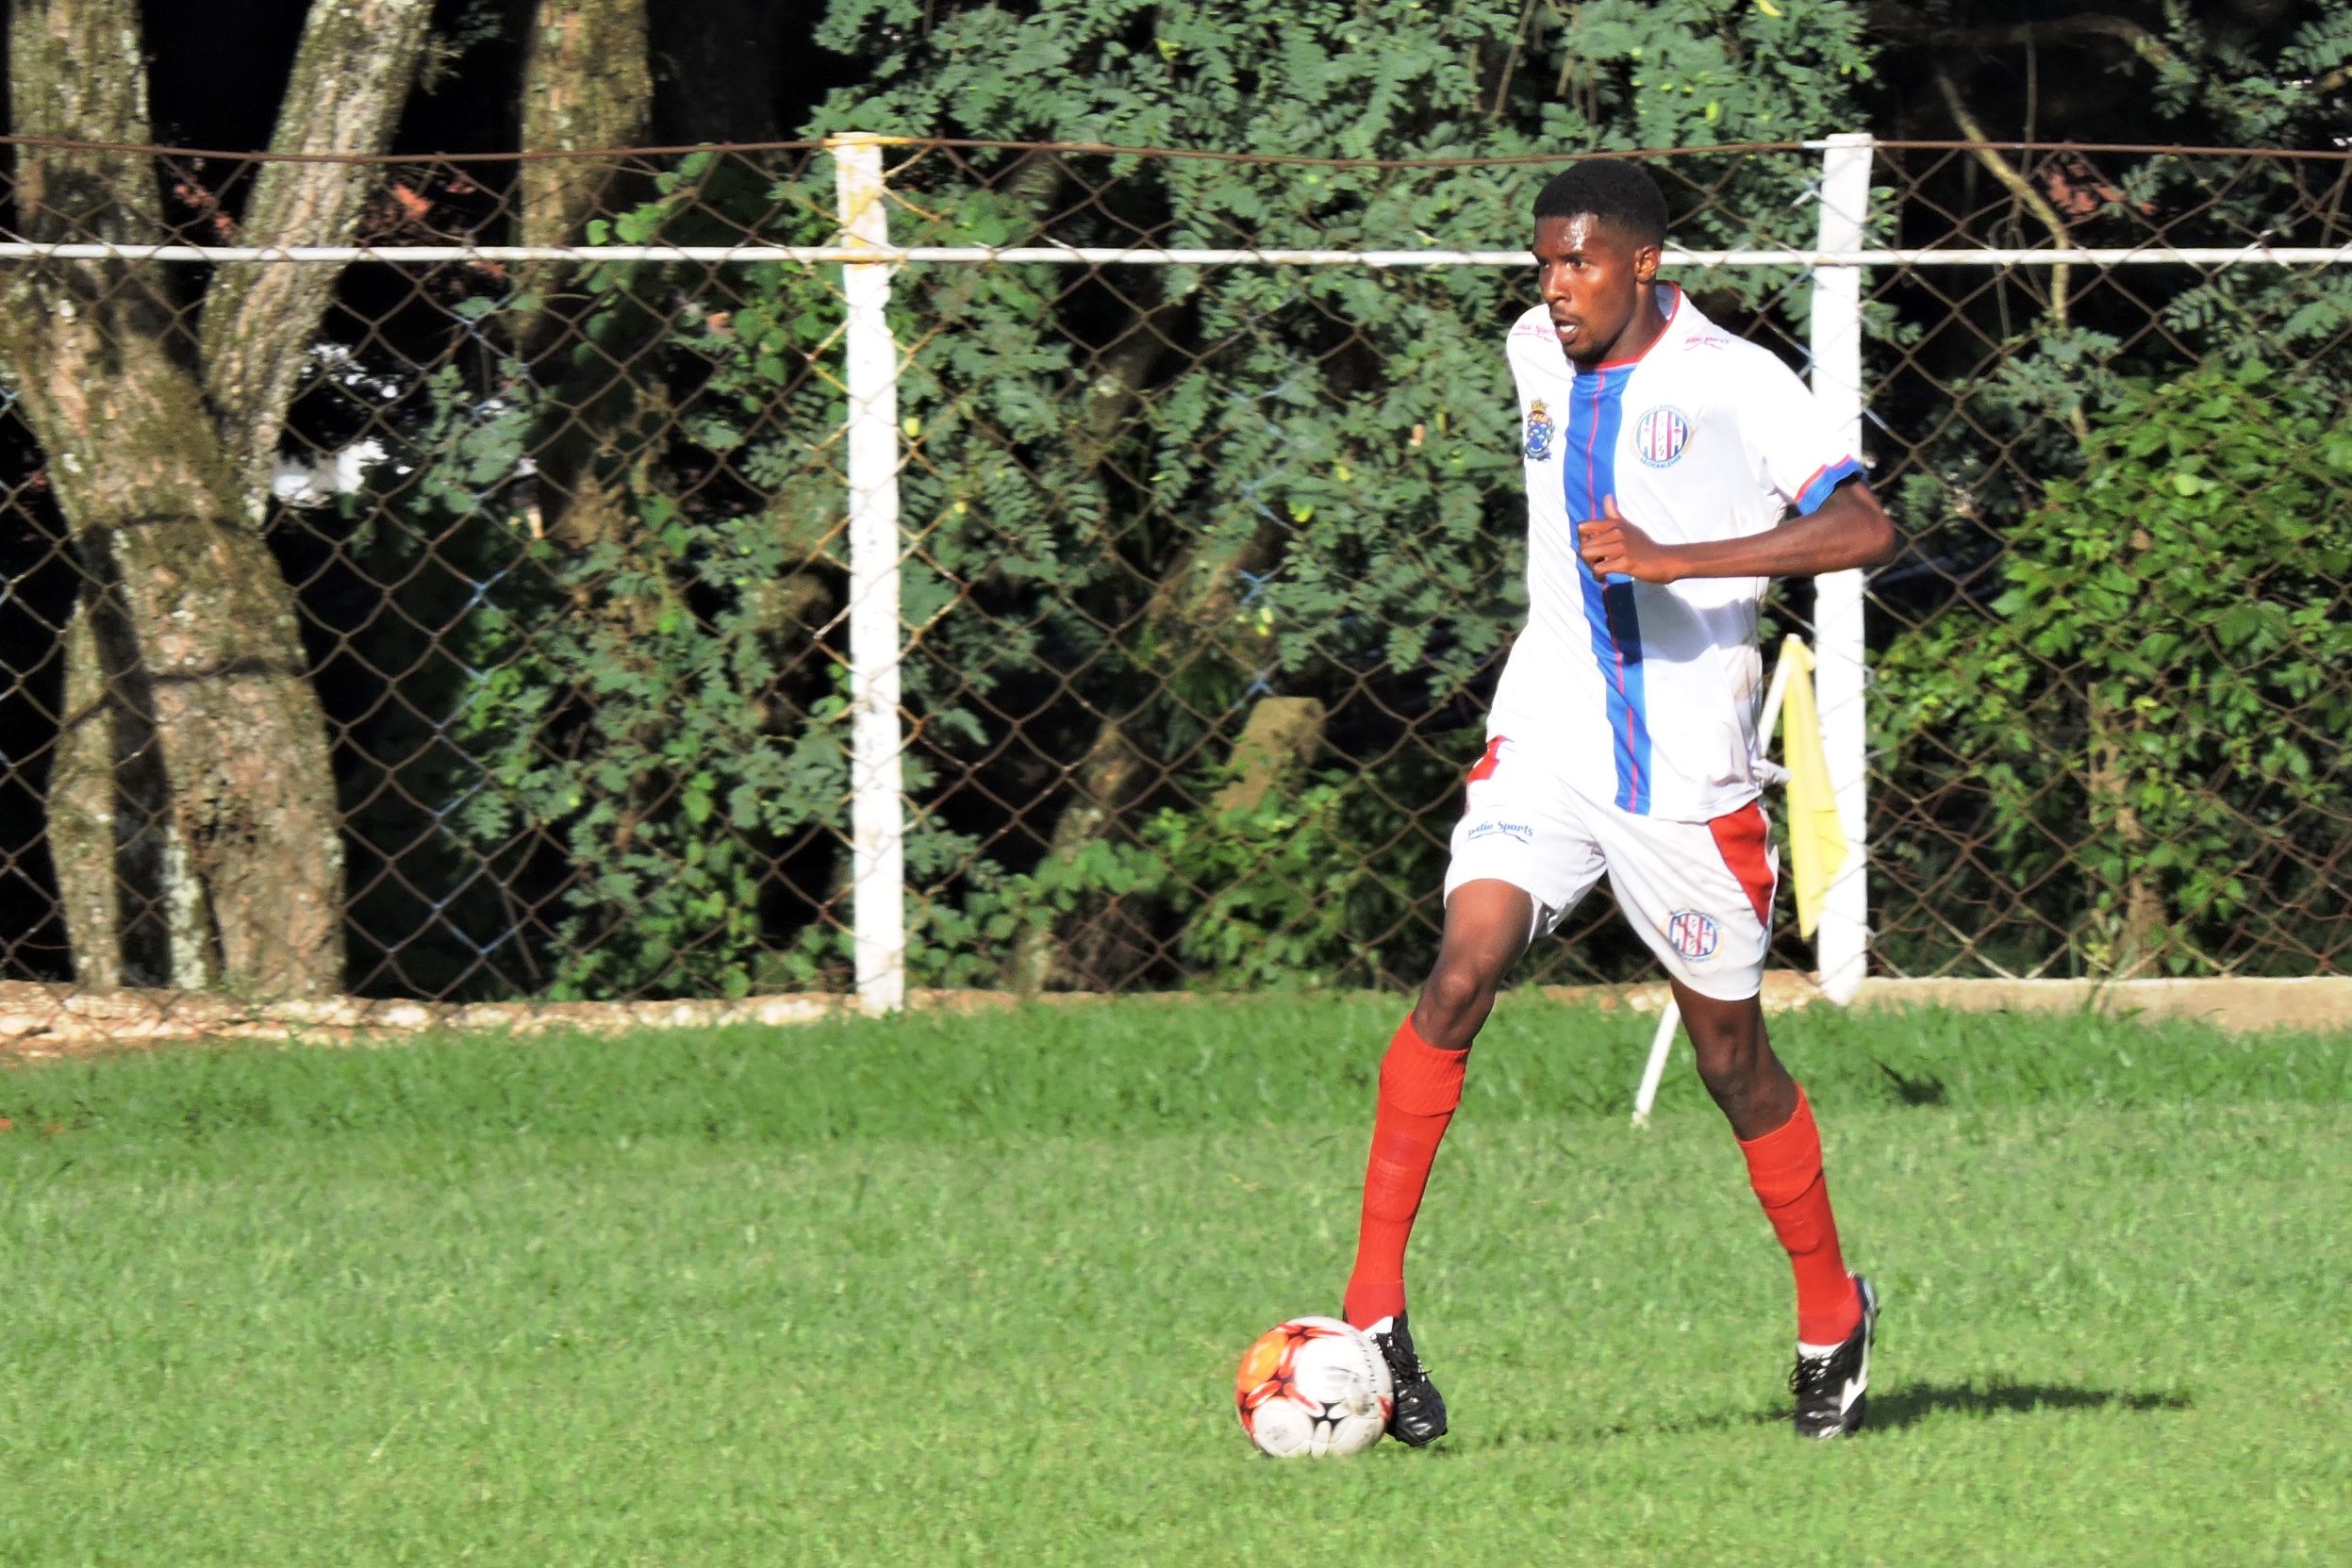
[1630, 640, 1805, 1127]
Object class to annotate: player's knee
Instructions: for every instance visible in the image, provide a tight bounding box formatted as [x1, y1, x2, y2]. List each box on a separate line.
[1687, 1017, 1765, 1091]
[1415, 960, 1499, 1048]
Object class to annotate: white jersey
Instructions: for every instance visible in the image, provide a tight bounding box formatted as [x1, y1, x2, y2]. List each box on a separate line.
[1488, 285, 1861, 821]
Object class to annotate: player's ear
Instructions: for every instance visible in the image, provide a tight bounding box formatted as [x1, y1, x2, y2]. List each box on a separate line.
[1633, 242, 1661, 285]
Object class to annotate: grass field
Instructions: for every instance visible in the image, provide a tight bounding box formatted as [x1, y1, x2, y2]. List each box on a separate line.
[2, 994, 2347, 1566]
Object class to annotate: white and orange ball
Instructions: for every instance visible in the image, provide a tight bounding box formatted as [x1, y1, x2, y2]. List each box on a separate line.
[1234, 1316, 1394, 1458]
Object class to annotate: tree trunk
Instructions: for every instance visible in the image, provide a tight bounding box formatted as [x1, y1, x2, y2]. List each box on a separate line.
[522, 0, 653, 243]
[45, 607, 124, 990]
[507, 0, 657, 625]
[1001, 308, 1230, 990]
[1011, 723, 1149, 993]
[1213, 697, 1327, 816]
[8, 0, 431, 998]
[515, 0, 653, 368]
[1011, 518, 1282, 990]
[50, 578, 207, 990]
[2, 292, 341, 993]
[201, 0, 439, 503]
[2085, 686, 2165, 979]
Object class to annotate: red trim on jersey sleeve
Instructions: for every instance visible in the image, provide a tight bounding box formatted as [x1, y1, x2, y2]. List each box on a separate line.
[1792, 455, 1865, 516]
[1467, 736, 1506, 783]
[1708, 801, 1776, 926]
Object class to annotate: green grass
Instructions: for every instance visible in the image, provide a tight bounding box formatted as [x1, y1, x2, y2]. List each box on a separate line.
[2, 994, 2346, 1565]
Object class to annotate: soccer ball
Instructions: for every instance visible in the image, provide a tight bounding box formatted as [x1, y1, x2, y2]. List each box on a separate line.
[1233, 1316, 1394, 1458]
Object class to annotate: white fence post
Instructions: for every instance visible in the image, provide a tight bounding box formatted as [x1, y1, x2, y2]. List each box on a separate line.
[1808, 132, 1875, 1004]
[831, 134, 908, 1015]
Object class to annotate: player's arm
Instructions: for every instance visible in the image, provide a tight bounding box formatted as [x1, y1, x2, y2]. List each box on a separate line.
[1576, 480, 1897, 584]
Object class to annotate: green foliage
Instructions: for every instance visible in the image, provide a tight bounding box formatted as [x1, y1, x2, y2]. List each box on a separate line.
[2152, 0, 2352, 146]
[346, 157, 855, 999]
[1878, 361, 2352, 975]
[992, 771, 1462, 990]
[788, 0, 1879, 988]
[329, 355, 544, 999]
[817, 0, 1875, 154]
[867, 767, 1456, 992]
[1853, 8, 2352, 978]
[1142, 781, 1426, 987]
[356, 0, 1881, 999]
[338, 4, 2352, 998]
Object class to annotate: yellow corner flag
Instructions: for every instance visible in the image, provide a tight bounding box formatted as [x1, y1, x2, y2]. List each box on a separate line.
[1777, 637, 1848, 939]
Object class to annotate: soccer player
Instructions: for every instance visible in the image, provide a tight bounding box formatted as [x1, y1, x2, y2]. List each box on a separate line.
[1342, 160, 1900, 1443]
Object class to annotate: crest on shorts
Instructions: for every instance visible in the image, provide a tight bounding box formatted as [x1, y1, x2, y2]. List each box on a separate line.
[1665, 909, 1720, 961]
[1632, 404, 1692, 468]
[1523, 400, 1556, 461]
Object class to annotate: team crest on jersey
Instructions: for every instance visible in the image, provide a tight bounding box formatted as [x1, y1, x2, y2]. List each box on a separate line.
[1665, 909, 1720, 961]
[1632, 404, 1693, 468]
[1523, 400, 1556, 461]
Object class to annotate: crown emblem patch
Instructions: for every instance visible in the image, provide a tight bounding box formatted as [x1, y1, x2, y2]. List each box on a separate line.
[1523, 400, 1556, 461]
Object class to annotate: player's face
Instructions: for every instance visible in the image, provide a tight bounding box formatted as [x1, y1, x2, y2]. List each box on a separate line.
[1533, 214, 1661, 366]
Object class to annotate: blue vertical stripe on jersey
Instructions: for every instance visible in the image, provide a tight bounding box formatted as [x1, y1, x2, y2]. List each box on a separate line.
[1561, 364, 1652, 815]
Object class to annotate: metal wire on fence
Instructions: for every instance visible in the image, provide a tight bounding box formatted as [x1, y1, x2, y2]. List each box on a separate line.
[0, 135, 2344, 1039]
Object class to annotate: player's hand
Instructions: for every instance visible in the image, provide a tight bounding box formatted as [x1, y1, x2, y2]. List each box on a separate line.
[1577, 496, 1682, 583]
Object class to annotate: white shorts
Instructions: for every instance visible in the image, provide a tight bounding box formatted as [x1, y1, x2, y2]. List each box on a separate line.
[1443, 736, 1780, 1001]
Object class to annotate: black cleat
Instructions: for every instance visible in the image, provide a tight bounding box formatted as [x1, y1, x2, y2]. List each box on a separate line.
[1791, 1273, 1880, 1440]
[1364, 1312, 1448, 1446]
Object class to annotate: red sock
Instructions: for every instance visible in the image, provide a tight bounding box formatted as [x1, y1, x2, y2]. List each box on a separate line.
[1342, 1016, 1466, 1329]
[1737, 1085, 1863, 1346]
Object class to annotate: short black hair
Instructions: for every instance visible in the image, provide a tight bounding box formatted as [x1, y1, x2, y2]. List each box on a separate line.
[1532, 160, 1669, 247]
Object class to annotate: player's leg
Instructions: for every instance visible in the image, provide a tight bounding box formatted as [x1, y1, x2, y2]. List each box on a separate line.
[1339, 877, 1531, 1447]
[1673, 982, 1794, 1137]
[1341, 743, 1604, 1444]
[1608, 800, 1876, 1437]
[1673, 983, 1863, 1348]
[1408, 877, 1535, 1049]
[1343, 877, 1532, 1330]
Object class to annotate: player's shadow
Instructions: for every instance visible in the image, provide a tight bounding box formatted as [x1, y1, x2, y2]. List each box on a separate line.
[1436, 1382, 2190, 1451]
[1873, 1060, 1948, 1106]
[1863, 1380, 2190, 1431]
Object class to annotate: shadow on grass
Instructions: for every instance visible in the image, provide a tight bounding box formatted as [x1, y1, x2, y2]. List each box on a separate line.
[1378, 1383, 2192, 1455]
[1866, 1381, 2192, 1431]
[1874, 1060, 1949, 1106]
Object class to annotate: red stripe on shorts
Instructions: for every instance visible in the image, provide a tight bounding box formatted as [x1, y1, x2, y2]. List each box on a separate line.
[1709, 801, 1776, 927]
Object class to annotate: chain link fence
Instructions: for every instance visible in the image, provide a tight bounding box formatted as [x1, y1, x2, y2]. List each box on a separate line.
[0, 136, 2344, 1037]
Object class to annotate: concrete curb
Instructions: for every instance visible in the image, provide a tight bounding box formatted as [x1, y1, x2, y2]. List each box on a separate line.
[1, 972, 2344, 1064]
